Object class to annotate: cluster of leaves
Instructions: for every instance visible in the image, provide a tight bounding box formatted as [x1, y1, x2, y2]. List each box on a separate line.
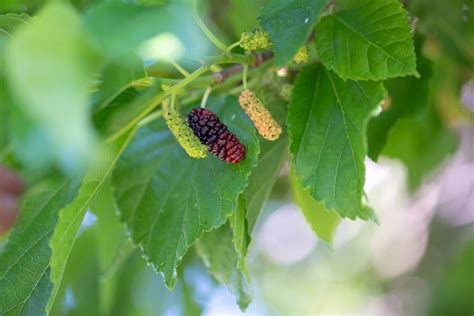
[0, 0, 471, 314]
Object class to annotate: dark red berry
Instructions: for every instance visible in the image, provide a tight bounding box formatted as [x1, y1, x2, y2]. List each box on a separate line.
[187, 108, 245, 163]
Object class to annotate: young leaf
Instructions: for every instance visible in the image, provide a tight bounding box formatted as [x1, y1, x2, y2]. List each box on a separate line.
[230, 196, 251, 277]
[0, 177, 82, 315]
[367, 36, 432, 160]
[5, 3, 100, 172]
[112, 96, 259, 289]
[290, 170, 341, 244]
[47, 129, 136, 311]
[94, 83, 162, 140]
[315, 0, 417, 80]
[95, 57, 147, 111]
[288, 65, 384, 220]
[259, 0, 328, 66]
[196, 223, 253, 311]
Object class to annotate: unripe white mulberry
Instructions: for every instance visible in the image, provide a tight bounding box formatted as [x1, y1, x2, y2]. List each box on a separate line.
[239, 89, 282, 141]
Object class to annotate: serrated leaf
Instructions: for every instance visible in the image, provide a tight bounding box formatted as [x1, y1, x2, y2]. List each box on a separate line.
[288, 65, 384, 219]
[368, 36, 432, 160]
[5, 3, 100, 172]
[290, 169, 341, 244]
[244, 88, 288, 231]
[315, 0, 417, 80]
[47, 129, 136, 311]
[112, 96, 259, 288]
[382, 108, 458, 190]
[259, 0, 328, 66]
[0, 177, 82, 315]
[196, 223, 253, 311]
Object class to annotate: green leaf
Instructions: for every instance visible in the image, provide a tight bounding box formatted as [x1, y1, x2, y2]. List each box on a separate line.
[94, 57, 147, 111]
[243, 88, 288, 232]
[288, 65, 384, 220]
[0, 177, 82, 315]
[83, 2, 208, 61]
[259, 0, 328, 66]
[5, 3, 100, 172]
[47, 129, 136, 311]
[368, 36, 432, 160]
[290, 169, 341, 244]
[315, 0, 417, 80]
[230, 196, 251, 277]
[112, 96, 259, 288]
[94, 83, 162, 140]
[196, 223, 253, 311]
[0, 13, 29, 39]
[91, 181, 133, 316]
[382, 108, 458, 190]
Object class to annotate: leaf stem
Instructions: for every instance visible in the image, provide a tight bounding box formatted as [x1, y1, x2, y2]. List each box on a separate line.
[225, 40, 242, 56]
[170, 59, 190, 77]
[192, 0, 228, 51]
[200, 86, 212, 108]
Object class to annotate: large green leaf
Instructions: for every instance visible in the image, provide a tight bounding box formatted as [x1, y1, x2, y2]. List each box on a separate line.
[259, 0, 328, 66]
[315, 0, 417, 80]
[47, 130, 136, 311]
[288, 65, 384, 220]
[290, 170, 341, 244]
[5, 3, 100, 172]
[367, 36, 432, 160]
[196, 223, 253, 311]
[112, 96, 259, 288]
[382, 109, 458, 190]
[0, 177, 82, 315]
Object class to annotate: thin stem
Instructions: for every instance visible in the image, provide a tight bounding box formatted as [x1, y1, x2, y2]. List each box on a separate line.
[192, 0, 227, 51]
[170, 59, 190, 77]
[225, 40, 241, 56]
[170, 94, 177, 111]
[200, 86, 212, 108]
[138, 110, 163, 128]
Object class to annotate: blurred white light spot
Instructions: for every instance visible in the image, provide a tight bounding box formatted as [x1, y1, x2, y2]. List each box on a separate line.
[277, 67, 288, 77]
[259, 204, 317, 265]
[77, 210, 97, 236]
[139, 33, 184, 61]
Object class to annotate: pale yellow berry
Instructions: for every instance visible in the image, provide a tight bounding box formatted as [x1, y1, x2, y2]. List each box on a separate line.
[239, 89, 282, 141]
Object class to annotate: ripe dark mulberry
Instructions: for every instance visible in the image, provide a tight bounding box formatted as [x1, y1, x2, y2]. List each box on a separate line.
[187, 108, 245, 163]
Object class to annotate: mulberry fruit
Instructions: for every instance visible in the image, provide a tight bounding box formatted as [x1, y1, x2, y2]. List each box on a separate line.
[239, 89, 282, 141]
[187, 108, 245, 164]
[163, 101, 207, 159]
[293, 46, 309, 64]
[240, 30, 272, 51]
